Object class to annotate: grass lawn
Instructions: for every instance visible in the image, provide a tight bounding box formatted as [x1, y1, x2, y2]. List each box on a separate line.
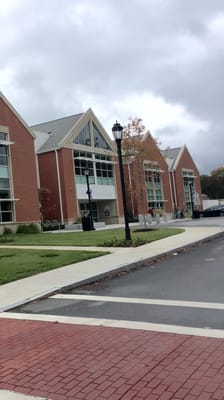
[0, 248, 109, 285]
[0, 227, 184, 247]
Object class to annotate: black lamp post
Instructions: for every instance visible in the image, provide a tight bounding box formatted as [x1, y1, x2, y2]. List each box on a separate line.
[84, 168, 95, 230]
[112, 121, 132, 242]
[189, 181, 194, 219]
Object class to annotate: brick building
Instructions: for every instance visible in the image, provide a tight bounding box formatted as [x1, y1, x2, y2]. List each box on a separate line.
[0, 91, 202, 230]
[122, 131, 173, 219]
[161, 146, 202, 216]
[0, 92, 40, 232]
[34, 112, 202, 225]
[33, 109, 124, 226]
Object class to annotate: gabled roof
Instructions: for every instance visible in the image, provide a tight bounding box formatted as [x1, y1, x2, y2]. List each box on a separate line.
[32, 113, 83, 152]
[32, 108, 115, 154]
[161, 147, 183, 170]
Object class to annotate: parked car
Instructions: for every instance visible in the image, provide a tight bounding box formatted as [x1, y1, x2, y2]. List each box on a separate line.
[200, 205, 224, 217]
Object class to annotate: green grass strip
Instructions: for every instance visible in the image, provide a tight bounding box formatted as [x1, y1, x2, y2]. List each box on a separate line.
[0, 228, 184, 247]
[0, 249, 108, 285]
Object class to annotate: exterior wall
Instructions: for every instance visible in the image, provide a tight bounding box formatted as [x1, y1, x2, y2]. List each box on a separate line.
[0, 97, 40, 224]
[38, 149, 79, 224]
[171, 147, 202, 213]
[38, 151, 61, 221]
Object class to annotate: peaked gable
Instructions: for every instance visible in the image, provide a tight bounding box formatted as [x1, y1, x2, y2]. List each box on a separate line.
[162, 145, 199, 173]
[141, 131, 168, 169]
[63, 108, 115, 153]
[161, 147, 182, 170]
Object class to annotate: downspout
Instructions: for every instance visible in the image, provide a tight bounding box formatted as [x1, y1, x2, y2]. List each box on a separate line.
[168, 170, 174, 214]
[171, 170, 177, 210]
[55, 149, 64, 226]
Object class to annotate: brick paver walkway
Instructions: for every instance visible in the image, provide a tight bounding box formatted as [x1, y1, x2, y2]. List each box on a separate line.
[1, 318, 224, 400]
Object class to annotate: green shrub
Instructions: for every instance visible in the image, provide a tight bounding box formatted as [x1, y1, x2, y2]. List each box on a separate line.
[103, 236, 147, 247]
[0, 235, 14, 243]
[3, 227, 13, 235]
[16, 223, 40, 234]
[41, 220, 64, 231]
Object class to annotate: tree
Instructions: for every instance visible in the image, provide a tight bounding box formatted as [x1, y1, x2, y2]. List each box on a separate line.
[122, 117, 147, 225]
[200, 166, 224, 199]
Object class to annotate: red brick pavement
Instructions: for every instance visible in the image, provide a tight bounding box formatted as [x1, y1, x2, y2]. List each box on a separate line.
[0, 318, 224, 400]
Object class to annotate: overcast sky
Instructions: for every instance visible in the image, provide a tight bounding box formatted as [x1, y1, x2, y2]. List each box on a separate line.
[1, 0, 224, 174]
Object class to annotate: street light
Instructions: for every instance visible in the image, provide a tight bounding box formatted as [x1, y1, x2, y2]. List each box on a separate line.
[112, 121, 132, 242]
[84, 168, 95, 230]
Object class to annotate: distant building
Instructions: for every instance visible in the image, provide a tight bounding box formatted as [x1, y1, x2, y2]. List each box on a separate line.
[123, 131, 173, 218]
[161, 146, 202, 215]
[0, 92, 40, 232]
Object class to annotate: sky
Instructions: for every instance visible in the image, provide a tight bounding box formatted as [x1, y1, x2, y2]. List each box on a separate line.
[1, 0, 224, 174]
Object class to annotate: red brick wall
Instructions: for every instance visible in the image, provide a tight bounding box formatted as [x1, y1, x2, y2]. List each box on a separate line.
[37, 152, 60, 221]
[0, 97, 40, 223]
[58, 148, 78, 221]
[38, 148, 78, 223]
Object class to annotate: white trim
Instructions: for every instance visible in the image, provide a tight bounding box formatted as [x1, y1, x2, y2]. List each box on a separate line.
[0, 198, 19, 202]
[0, 140, 15, 146]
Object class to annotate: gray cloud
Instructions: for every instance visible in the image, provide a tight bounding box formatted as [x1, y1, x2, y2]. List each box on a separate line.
[1, 0, 224, 173]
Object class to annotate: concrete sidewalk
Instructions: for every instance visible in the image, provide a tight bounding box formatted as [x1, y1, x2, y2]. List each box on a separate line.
[1, 225, 224, 400]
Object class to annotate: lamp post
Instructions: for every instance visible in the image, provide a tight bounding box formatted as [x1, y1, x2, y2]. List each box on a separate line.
[112, 121, 132, 242]
[189, 181, 194, 219]
[84, 168, 95, 230]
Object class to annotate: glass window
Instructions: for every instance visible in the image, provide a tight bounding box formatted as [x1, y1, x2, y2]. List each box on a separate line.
[96, 161, 114, 182]
[0, 145, 8, 167]
[145, 166, 164, 204]
[79, 201, 98, 221]
[0, 178, 10, 199]
[0, 133, 7, 141]
[75, 159, 94, 177]
[74, 123, 91, 146]
[74, 151, 92, 159]
[154, 173, 161, 184]
[93, 123, 112, 150]
[0, 166, 9, 178]
[0, 201, 13, 222]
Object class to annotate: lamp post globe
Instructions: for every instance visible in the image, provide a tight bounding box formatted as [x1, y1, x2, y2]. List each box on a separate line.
[112, 121, 131, 242]
[112, 121, 123, 141]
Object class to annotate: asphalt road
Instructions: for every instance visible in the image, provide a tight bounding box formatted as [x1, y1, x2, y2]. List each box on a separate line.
[15, 232, 224, 331]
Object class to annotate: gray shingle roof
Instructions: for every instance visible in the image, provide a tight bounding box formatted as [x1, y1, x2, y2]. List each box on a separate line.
[161, 147, 182, 170]
[31, 113, 83, 153]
